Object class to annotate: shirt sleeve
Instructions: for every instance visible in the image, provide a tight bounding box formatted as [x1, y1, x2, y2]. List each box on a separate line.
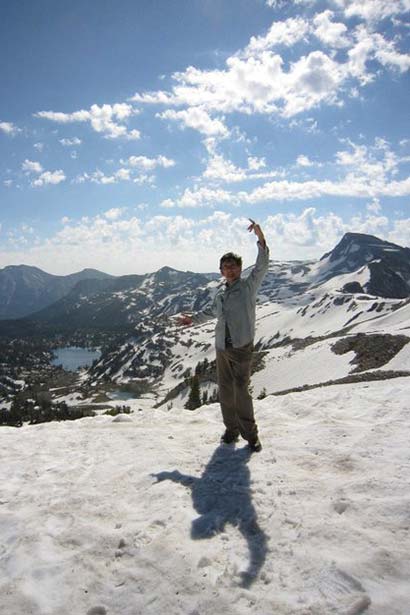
[191, 297, 217, 324]
[245, 241, 270, 295]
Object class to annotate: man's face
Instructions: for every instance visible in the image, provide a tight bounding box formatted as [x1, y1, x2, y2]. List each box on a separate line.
[221, 259, 242, 283]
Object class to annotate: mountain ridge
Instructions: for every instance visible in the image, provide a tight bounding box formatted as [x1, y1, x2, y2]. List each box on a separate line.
[0, 264, 114, 320]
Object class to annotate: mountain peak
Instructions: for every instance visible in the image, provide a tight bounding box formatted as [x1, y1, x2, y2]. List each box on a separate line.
[321, 232, 403, 263]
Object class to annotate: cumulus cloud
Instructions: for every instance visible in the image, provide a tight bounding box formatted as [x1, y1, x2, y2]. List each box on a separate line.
[0, 121, 21, 135]
[21, 159, 66, 188]
[244, 17, 310, 55]
[135, 45, 345, 119]
[158, 108, 229, 137]
[296, 154, 314, 166]
[335, 139, 403, 182]
[60, 137, 82, 146]
[3, 207, 410, 274]
[161, 186, 235, 208]
[123, 155, 175, 170]
[366, 198, 382, 213]
[75, 168, 132, 185]
[35, 103, 140, 140]
[313, 10, 351, 48]
[22, 159, 43, 174]
[75, 156, 175, 186]
[248, 157, 267, 171]
[372, 32, 410, 72]
[333, 0, 410, 22]
[131, 10, 409, 127]
[104, 207, 126, 220]
[32, 170, 66, 187]
[203, 154, 247, 183]
[203, 152, 280, 183]
[241, 174, 410, 203]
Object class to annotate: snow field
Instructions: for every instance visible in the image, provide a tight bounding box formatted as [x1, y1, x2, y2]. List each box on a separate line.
[1, 378, 409, 614]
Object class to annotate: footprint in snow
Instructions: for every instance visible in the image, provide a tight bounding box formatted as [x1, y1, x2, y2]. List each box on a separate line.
[318, 565, 371, 614]
[86, 607, 107, 615]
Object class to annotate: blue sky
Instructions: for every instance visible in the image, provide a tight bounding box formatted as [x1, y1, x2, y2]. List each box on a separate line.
[1, 0, 410, 275]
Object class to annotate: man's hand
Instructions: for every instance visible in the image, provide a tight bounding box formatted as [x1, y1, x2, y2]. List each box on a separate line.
[177, 314, 193, 326]
[248, 218, 266, 247]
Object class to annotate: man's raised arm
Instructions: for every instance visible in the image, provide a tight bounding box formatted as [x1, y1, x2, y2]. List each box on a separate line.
[246, 219, 270, 292]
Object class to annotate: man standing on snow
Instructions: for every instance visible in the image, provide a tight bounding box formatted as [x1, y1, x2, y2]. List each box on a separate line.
[179, 220, 269, 452]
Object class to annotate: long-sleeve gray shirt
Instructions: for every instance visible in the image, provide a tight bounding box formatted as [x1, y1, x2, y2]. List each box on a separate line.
[193, 242, 270, 350]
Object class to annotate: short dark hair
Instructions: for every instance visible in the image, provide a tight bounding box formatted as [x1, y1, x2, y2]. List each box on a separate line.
[219, 252, 242, 270]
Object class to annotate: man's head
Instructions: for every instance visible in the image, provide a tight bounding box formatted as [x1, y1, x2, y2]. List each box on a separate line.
[219, 252, 242, 284]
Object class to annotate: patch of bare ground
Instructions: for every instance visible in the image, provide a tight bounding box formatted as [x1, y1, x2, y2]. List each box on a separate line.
[272, 369, 410, 397]
[331, 333, 410, 372]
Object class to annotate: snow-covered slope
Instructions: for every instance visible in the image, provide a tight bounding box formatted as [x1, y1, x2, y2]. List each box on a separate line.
[1, 378, 409, 615]
[87, 233, 410, 403]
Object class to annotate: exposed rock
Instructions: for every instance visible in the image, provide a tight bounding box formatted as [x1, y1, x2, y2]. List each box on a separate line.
[332, 334, 410, 372]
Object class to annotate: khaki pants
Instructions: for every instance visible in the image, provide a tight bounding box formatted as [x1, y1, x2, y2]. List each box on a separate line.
[216, 342, 258, 442]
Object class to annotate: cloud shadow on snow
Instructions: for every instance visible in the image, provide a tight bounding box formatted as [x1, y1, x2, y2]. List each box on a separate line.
[153, 444, 268, 587]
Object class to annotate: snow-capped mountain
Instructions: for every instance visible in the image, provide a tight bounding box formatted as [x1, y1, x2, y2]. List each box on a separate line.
[87, 233, 410, 403]
[0, 266, 219, 336]
[0, 264, 113, 320]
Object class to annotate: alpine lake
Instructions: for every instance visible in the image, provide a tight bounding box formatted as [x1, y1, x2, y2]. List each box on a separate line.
[51, 346, 101, 372]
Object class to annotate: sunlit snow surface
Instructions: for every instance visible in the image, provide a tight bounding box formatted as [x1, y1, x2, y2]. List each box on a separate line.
[1, 378, 409, 615]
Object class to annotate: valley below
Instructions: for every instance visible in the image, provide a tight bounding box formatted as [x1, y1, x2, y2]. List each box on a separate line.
[1, 232, 410, 426]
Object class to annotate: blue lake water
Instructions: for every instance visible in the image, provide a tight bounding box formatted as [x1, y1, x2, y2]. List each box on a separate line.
[108, 390, 134, 401]
[51, 347, 101, 371]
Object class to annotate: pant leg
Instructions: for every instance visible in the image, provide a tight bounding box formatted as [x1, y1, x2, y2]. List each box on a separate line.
[229, 343, 258, 442]
[216, 349, 239, 434]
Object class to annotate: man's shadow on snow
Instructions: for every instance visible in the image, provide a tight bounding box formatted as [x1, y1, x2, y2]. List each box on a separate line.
[152, 444, 268, 588]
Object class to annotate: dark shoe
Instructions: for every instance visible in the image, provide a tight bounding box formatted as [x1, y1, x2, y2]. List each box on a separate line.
[221, 430, 239, 444]
[248, 438, 262, 452]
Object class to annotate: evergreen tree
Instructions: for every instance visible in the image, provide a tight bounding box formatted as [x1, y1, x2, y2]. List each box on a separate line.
[185, 375, 201, 410]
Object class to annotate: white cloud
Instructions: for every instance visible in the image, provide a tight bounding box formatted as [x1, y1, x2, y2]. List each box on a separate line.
[0, 121, 21, 136]
[372, 32, 410, 72]
[104, 207, 126, 220]
[22, 159, 43, 174]
[204, 154, 247, 183]
[241, 173, 410, 203]
[296, 154, 314, 167]
[131, 13, 409, 125]
[158, 108, 229, 137]
[174, 186, 234, 208]
[32, 170, 66, 187]
[248, 157, 266, 171]
[36, 103, 140, 140]
[4, 207, 410, 274]
[313, 10, 350, 48]
[366, 198, 382, 213]
[244, 17, 309, 55]
[284, 51, 347, 116]
[334, 140, 403, 184]
[135, 47, 346, 119]
[75, 168, 131, 185]
[333, 0, 410, 22]
[160, 198, 175, 208]
[33, 142, 44, 151]
[75, 157, 173, 185]
[3, 180, 13, 188]
[124, 155, 176, 170]
[203, 152, 279, 184]
[60, 137, 82, 146]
